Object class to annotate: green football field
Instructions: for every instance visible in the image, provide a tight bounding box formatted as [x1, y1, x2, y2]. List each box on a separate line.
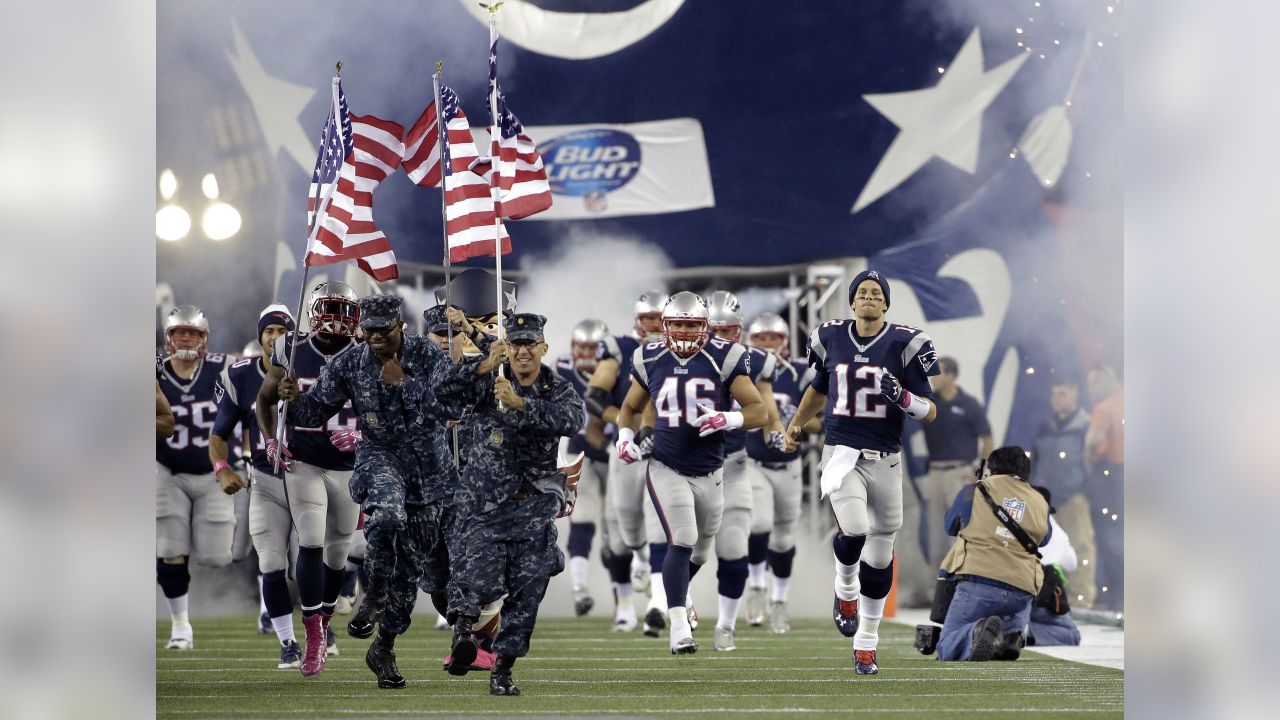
[157, 615, 1123, 719]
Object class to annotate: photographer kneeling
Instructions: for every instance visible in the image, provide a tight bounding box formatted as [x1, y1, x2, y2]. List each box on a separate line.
[936, 446, 1051, 661]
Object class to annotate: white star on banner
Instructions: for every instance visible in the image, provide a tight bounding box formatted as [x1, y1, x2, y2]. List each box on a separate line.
[225, 20, 318, 173]
[852, 28, 1028, 213]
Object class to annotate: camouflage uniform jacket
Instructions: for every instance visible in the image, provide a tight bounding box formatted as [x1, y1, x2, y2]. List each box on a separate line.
[285, 333, 486, 504]
[456, 363, 585, 515]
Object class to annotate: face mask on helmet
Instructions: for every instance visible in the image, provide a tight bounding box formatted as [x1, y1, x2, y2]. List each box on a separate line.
[709, 322, 742, 343]
[311, 297, 360, 336]
[165, 326, 208, 360]
[663, 318, 708, 357]
[571, 341, 600, 372]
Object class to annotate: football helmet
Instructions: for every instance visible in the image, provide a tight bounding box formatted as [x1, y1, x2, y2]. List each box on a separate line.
[570, 318, 608, 372]
[634, 290, 669, 342]
[661, 291, 710, 357]
[309, 280, 360, 337]
[705, 290, 743, 342]
[240, 341, 262, 359]
[746, 312, 789, 355]
[164, 305, 210, 360]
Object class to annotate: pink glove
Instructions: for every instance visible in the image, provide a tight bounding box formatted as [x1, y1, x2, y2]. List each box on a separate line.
[693, 401, 744, 438]
[265, 438, 293, 471]
[330, 429, 362, 453]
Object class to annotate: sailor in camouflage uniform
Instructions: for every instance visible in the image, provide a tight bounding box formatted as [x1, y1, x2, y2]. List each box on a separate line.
[276, 294, 505, 689]
[447, 312, 586, 696]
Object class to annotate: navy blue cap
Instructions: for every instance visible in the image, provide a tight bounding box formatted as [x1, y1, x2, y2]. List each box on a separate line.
[504, 313, 547, 342]
[257, 304, 296, 340]
[422, 304, 452, 334]
[848, 269, 890, 309]
[357, 294, 403, 331]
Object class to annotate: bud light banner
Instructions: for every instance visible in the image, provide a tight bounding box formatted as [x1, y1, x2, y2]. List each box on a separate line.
[505, 118, 714, 220]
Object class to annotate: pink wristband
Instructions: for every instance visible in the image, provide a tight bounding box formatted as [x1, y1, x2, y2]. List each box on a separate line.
[213, 459, 231, 475]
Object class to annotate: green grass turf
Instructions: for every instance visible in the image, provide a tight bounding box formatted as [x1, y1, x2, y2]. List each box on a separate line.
[157, 615, 1122, 719]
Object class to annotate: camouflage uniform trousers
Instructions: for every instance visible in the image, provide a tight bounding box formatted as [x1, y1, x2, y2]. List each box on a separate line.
[379, 499, 455, 636]
[348, 449, 416, 592]
[450, 492, 565, 658]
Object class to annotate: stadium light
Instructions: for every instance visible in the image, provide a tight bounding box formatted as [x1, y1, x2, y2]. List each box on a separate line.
[160, 168, 178, 201]
[156, 204, 191, 241]
[203, 202, 242, 241]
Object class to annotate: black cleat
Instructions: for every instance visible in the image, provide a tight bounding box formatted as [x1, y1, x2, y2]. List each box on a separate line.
[489, 655, 521, 696]
[447, 617, 479, 676]
[643, 607, 666, 638]
[347, 580, 386, 639]
[854, 649, 879, 675]
[997, 631, 1025, 661]
[968, 616, 1004, 661]
[833, 595, 859, 638]
[365, 634, 405, 689]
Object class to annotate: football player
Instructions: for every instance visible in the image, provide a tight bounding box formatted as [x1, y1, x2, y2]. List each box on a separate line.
[584, 290, 669, 634]
[555, 318, 612, 617]
[156, 305, 231, 651]
[209, 304, 303, 668]
[743, 312, 819, 633]
[156, 353, 175, 438]
[615, 291, 768, 654]
[703, 291, 784, 651]
[256, 281, 364, 676]
[785, 270, 940, 675]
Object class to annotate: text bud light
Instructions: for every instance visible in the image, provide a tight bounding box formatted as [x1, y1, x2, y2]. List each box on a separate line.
[539, 129, 642, 197]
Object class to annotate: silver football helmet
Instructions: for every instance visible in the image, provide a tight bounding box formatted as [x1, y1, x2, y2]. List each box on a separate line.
[570, 318, 609, 372]
[705, 290, 743, 342]
[164, 305, 210, 360]
[634, 289, 669, 342]
[240, 340, 262, 359]
[308, 280, 360, 337]
[747, 312, 789, 356]
[661, 291, 710, 357]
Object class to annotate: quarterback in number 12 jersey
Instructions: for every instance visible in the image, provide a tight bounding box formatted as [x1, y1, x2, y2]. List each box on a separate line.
[630, 337, 752, 476]
[806, 320, 939, 453]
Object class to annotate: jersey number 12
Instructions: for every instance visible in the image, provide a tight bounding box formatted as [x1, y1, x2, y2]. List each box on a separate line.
[831, 364, 887, 419]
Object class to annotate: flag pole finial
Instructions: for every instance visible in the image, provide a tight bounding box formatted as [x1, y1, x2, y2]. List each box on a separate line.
[335, 61, 343, 76]
[479, 2, 503, 15]
[435, 60, 443, 76]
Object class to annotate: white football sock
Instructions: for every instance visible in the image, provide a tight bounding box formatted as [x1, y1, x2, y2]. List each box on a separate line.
[257, 575, 268, 615]
[772, 575, 791, 603]
[748, 561, 768, 588]
[615, 601, 637, 624]
[569, 556, 590, 589]
[716, 594, 741, 630]
[648, 573, 667, 612]
[167, 593, 189, 622]
[834, 560, 859, 601]
[271, 615, 296, 644]
[613, 581, 634, 601]
[668, 606, 691, 643]
[852, 594, 886, 651]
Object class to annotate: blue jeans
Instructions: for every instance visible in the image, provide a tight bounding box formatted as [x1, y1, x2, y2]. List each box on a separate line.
[1028, 605, 1081, 646]
[938, 579, 1033, 660]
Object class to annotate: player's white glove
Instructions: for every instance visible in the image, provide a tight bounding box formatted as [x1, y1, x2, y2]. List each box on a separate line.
[265, 438, 293, 472]
[330, 429, 362, 452]
[693, 401, 744, 437]
[615, 428, 644, 465]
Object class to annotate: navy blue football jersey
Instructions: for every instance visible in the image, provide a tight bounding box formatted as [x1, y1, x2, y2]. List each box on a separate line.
[269, 332, 359, 474]
[157, 353, 229, 474]
[723, 345, 775, 455]
[556, 355, 609, 463]
[807, 320, 939, 453]
[630, 337, 752, 476]
[598, 334, 642, 407]
[747, 357, 815, 462]
[211, 356, 270, 473]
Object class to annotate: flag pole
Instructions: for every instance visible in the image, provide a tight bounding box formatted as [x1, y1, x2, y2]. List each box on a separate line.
[484, 2, 509, 409]
[274, 64, 344, 474]
[432, 60, 463, 463]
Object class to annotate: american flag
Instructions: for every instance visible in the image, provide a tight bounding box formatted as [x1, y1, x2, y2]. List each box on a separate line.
[484, 24, 553, 220]
[402, 84, 510, 263]
[304, 78, 402, 281]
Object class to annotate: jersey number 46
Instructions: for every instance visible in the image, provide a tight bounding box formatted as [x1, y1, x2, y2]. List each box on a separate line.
[655, 377, 717, 427]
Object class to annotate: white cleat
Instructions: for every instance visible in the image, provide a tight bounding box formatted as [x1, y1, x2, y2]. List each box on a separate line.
[631, 555, 651, 595]
[769, 601, 792, 634]
[434, 613, 449, 631]
[165, 631, 194, 651]
[746, 586, 767, 626]
[334, 594, 355, 616]
[713, 626, 737, 652]
[688, 601, 699, 632]
[670, 635, 698, 655]
[612, 612, 638, 633]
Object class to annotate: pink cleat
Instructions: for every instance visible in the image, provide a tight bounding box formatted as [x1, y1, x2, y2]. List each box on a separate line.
[300, 614, 327, 677]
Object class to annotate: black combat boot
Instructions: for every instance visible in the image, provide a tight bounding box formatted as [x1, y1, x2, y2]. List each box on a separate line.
[489, 654, 520, 696]
[447, 616, 479, 676]
[365, 630, 405, 689]
[347, 579, 387, 639]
